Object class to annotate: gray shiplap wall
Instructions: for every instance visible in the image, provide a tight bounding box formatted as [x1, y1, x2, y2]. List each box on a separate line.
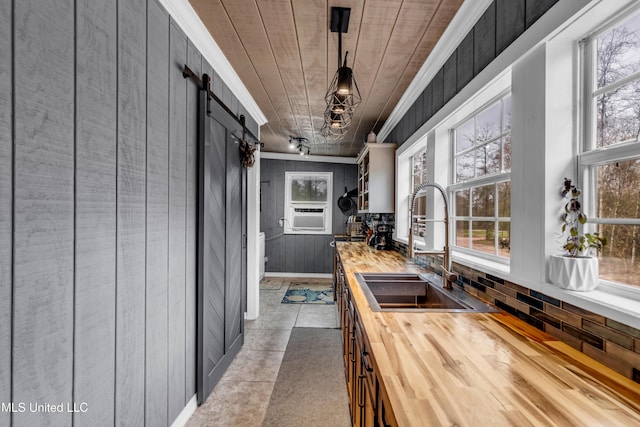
[116, 0, 147, 424]
[1, 0, 258, 425]
[75, 0, 118, 425]
[168, 21, 188, 423]
[260, 159, 358, 274]
[13, 1, 75, 426]
[386, 0, 558, 146]
[145, 1, 170, 424]
[0, 0, 11, 425]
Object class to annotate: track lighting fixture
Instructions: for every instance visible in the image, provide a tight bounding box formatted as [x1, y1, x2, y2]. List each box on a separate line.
[288, 136, 311, 158]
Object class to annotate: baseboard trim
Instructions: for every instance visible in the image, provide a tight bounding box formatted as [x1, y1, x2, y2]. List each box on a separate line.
[264, 272, 332, 279]
[170, 394, 197, 427]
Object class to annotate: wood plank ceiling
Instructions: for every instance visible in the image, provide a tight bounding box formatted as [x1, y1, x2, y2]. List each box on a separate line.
[189, 0, 464, 157]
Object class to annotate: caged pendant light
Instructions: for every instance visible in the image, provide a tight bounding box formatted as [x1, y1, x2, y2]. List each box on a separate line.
[321, 7, 361, 140]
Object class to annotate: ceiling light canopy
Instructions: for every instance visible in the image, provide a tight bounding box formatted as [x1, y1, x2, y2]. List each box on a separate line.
[321, 7, 360, 140]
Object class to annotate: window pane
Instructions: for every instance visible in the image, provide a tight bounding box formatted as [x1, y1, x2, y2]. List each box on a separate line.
[476, 101, 501, 143]
[596, 81, 640, 148]
[456, 220, 470, 248]
[471, 221, 495, 255]
[503, 95, 511, 132]
[456, 151, 474, 182]
[596, 12, 640, 89]
[412, 194, 427, 237]
[482, 141, 502, 175]
[473, 148, 486, 178]
[450, 91, 510, 261]
[412, 149, 428, 190]
[291, 177, 328, 202]
[455, 189, 470, 217]
[472, 185, 495, 217]
[475, 144, 503, 178]
[455, 119, 474, 153]
[497, 181, 511, 217]
[596, 159, 640, 219]
[503, 135, 512, 171]
[497, 222, 510, 258]
[598, 224, 640, 288]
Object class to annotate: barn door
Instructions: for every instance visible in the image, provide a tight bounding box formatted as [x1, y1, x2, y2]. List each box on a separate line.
[196, 88, 246, 404]
[225, 130, 244, 352]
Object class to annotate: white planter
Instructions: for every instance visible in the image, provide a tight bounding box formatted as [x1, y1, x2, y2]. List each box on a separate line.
[548, 254, 599, 291]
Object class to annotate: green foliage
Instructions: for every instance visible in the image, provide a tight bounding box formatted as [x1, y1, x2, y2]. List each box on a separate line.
[560, 178, 607, 257]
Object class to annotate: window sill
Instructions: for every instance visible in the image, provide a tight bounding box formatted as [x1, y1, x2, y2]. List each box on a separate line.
[452, 250, 640, 329]
[537, 281, 640, 330]
[451, 250, 510, 276]
[490, 271, 640, 330]
[395, 239, 511, 276]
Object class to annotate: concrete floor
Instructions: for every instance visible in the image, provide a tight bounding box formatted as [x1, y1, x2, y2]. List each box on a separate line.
[185, 277, 340, 427]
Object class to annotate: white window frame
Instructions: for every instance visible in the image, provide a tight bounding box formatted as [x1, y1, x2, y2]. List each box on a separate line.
[411, 147, 429, 238]
[449, 92, 512, 264]
[395, 73, 511, 258]
[393, 0, 640, 328]
[395, 133, 431, 245]
[579, 6, 640, 289]
[283, 171, 333, 235]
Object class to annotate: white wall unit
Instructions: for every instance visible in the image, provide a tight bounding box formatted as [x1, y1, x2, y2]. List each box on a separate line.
[357, 143, 397, 213]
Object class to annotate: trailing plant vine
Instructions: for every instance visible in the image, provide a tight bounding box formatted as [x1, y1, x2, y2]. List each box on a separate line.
[560, 178, 607, 257]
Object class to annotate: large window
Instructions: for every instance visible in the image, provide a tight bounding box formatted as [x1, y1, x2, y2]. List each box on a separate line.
[450, 94, 511, 260]
[283, 172, 333, 235]
[411, 147, 428, 238]
[581, 10, 640, 288]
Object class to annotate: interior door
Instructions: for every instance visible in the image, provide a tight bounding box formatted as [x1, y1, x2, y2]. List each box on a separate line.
[225, 131, 244, 352]
[196, 88, 248, 405]
[197, 91, 227, 402]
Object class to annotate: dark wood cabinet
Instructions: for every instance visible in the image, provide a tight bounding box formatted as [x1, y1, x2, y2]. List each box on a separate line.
[354, 317, 376, 427]
[336, 252, 394, 427]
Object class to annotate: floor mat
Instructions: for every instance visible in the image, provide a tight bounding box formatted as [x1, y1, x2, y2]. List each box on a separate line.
[260, 277, 284, 290]
[281, 283, 334, 304]
[262, 327, 350, 427]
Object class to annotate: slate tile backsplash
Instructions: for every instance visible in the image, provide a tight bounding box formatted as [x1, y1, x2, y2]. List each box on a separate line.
[456, 262, 640, 382]
[391, 240, 640, 383]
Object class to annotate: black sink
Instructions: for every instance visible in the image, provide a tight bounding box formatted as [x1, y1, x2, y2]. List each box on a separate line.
[356, 273, 497, 313]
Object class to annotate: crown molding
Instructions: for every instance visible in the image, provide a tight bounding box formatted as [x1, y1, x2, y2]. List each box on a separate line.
[157, 0, 268, 126]
[260, 151, 357, 164]
[377, 0, 493, 142]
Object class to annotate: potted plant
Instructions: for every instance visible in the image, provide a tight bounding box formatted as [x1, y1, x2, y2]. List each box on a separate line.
[548, 178, 607, 291]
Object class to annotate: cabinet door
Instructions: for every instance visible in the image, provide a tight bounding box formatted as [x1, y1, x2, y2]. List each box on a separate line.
[378, 393, 397, 427]
[362, 381, 376, 427]
[342, 286, 351, 369]
[361, 347, 377, 427]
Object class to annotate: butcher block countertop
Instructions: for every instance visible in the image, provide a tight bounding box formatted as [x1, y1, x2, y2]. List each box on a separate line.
[336, 242, 640, 426]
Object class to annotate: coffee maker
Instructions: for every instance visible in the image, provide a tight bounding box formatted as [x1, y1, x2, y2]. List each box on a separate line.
[369, 224, 392, 250]
[346, 215, 363, 239]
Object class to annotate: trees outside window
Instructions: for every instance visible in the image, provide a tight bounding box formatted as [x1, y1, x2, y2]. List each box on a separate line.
[450, 94, 511, 260]
[411, 148, 428, 237]
[582, 10, 640, 288]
